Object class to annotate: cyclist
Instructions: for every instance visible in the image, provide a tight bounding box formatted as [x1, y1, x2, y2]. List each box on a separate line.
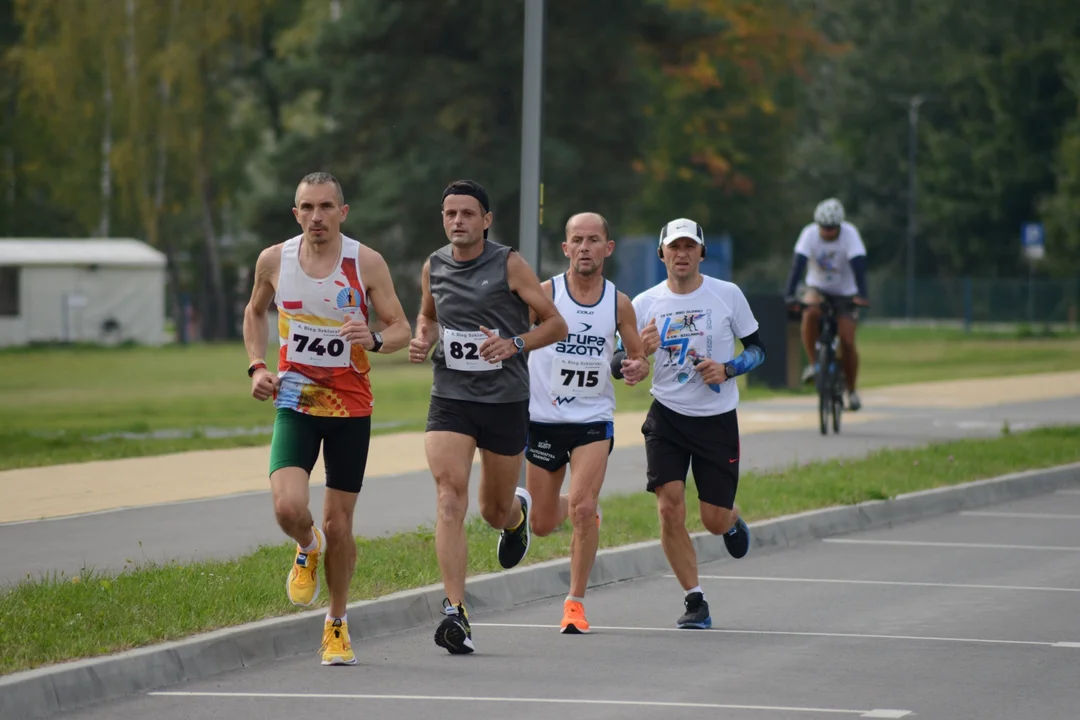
[784, 198, 869, 411]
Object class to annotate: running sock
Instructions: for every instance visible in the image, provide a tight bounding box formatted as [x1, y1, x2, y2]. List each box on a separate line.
[326, 613, 347, 624]
[508, 507, 525, 533]
[566, 595, 585, 604]
[300, 529, 319, 553]
[686, 586, 704, 599]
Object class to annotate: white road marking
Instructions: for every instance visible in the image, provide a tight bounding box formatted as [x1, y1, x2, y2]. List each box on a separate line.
[960, 510, 1080, 520]
[472, 622, 1068, 648]
[1053, 642, 1080, 648]
[146, 691, 911, 717]
[822, 538, 1080, 552]
[688, 574, 1080, 593]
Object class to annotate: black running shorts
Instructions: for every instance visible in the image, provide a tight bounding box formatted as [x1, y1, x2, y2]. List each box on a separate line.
[525, 420, 614, 472]
[641, 399, 740, 509]
[268, 407, 371, 493]
[426, 395, 530, 457]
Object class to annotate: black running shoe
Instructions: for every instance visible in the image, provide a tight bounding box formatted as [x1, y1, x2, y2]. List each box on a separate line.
[677, 591, 712, 629]
[723, 517, 751, 559]
[434, 598, 474, 654]
[497, 487, 532, 569]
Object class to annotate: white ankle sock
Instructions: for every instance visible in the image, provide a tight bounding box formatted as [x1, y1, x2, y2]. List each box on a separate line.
[326, 613, 346, 624]
[300, 529, 319, 553]
[686, 586, 704, 599]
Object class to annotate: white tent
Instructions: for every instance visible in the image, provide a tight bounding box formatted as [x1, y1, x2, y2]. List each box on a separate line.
[0, 238, 168, 347]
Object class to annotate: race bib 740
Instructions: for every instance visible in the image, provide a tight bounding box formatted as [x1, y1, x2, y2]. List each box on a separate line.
[286, 320, 351, 368]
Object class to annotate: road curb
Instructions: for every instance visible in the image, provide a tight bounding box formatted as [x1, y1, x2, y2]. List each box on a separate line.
[3, 460, 1078, 719]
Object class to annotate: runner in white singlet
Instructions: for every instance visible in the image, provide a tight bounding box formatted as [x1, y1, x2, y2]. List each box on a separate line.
[524, 212, 649, 634]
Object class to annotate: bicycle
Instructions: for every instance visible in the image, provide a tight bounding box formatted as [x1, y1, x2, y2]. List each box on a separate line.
[793, 296, 857, 436]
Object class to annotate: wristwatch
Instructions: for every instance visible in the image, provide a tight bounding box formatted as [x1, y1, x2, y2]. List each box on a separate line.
[724, 363, 737, 378]
[370, 332, 384, 353]
[511, 336, 525, 354]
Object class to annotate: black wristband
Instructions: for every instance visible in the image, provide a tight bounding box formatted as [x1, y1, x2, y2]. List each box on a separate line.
[610, 350, 627, 379]
[370, 332, 383, 353]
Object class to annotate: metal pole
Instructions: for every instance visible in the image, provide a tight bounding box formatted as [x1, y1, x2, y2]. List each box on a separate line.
[518, 0, 545, 272]
[518, 0, 545, 489]
[906, 94, 923, 320]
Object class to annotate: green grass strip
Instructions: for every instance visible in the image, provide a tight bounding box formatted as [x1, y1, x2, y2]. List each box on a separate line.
[2, 424, 1078, 675]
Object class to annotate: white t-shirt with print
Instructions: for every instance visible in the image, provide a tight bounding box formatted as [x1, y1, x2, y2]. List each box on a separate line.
[631, 275, 759, 418]
[794, 220, 866, 296]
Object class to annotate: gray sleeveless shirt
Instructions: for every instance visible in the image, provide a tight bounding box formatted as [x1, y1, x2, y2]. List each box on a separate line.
[429, 241, 532, 403]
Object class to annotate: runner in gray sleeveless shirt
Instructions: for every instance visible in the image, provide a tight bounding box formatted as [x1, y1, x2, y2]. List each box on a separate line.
[409, 179, 567, 655]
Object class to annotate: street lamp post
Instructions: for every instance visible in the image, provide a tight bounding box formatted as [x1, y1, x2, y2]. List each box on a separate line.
[518, 0, 545, 273]
[517, 0, 545, 488]
[905, 94, 924, 320]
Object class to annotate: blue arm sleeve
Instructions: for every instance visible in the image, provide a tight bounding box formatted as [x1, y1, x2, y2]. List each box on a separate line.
[850, 255, 868, 298]
[726, 331, 766, 377]
[784, 254, 808, 299]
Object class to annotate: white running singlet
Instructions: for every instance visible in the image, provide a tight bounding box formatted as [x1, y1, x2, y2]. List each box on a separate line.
[528, 273, 618, 424]
[632, 275, 759, 418]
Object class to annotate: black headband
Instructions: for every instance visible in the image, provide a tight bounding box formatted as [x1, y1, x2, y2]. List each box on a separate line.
[442, 185, 490, 213]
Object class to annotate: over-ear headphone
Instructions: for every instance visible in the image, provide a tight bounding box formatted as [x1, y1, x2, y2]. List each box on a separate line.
[657, 218, 707, 261]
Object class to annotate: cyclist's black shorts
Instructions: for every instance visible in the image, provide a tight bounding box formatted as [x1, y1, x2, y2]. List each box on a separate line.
[805, 287, 859, 320]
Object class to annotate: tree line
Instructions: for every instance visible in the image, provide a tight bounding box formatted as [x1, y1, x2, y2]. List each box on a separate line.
[2, 0, 1077, 338]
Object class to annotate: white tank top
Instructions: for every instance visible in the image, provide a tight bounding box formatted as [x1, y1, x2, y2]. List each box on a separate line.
[528, 273, 618, 424]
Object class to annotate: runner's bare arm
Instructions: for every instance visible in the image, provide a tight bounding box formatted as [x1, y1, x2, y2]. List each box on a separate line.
[415, 258, 439, 346]
[243, 245, 282, 366]
[616, 291, 646, 360]
[506, 251, 567, 351]
[359, 246, 411, 354]
[528, 278, 553, 327]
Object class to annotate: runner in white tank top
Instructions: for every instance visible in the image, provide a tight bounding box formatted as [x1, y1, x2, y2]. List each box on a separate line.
[523, 212, 649, 635]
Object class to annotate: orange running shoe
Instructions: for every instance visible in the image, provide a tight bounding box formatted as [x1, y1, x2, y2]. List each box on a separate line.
[560, 599, 590, 634]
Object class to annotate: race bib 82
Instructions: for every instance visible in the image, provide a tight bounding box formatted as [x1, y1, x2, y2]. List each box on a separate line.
[443, 328, 500, 372]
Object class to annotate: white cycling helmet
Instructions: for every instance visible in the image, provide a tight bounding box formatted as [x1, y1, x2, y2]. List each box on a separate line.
[813, 198, 845, 227]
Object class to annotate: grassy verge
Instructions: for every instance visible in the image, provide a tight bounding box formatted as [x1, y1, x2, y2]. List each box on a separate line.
[2, 424, 1079, 675]
[3, 326, 1080, 470]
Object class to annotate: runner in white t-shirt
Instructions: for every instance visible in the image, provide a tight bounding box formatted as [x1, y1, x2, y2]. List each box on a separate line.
[784, 198, 870, 410]
[525, 212, 649, 635]
[631, 217, 766, 630]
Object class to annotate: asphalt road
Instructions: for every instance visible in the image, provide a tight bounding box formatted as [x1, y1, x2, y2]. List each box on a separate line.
[1, 396, 1076, 587]
[59, 485, 1080, 720]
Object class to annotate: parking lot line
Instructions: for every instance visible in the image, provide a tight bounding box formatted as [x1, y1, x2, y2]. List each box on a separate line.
[689, 575, 1080, 593]
[959, 511, 1080, 520]
[472, 622, 1073, 648]
[822, 539, 1080, 552]
[146, 691, 912, 718]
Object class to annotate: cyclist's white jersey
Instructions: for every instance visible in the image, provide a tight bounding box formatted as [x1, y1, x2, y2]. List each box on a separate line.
[794, 221, 866, 296]
[528, 273, 618, 424]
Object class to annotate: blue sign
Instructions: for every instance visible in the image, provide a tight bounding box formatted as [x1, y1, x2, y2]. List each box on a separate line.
[1021, 222, 1045, 260]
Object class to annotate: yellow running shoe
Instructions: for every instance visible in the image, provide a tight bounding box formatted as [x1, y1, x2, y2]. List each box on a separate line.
[560, 599, 590, 634]
[321, 618, 356, 666]
[286, 526, 324, 607]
